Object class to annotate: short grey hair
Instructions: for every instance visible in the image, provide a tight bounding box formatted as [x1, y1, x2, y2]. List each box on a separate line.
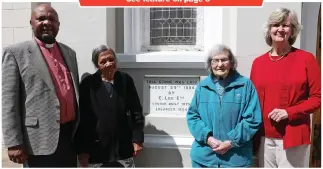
[91, 45, 117, 68]
[264, 7, 302, 46]
[206, 44, 237, 74]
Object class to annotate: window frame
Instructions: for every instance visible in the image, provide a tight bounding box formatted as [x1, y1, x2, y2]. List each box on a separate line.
[121, 7, 224, 65]
[141, 7, 204, 52]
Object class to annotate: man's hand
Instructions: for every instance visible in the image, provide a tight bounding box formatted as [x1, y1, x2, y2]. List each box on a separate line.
[213, 140, 232, 155]
[268, 108, 288, 122]
[7, 145, 28, 164]
[133, 142, 143, 157]
[207, 136, 221, 149]
[78, 153, 90, 167]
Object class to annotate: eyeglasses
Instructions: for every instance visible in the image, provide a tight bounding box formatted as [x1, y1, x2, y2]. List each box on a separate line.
[211, 58, 230, 64]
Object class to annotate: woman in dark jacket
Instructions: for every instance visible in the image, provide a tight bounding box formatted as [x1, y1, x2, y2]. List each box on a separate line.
[74, 45, 144, 167]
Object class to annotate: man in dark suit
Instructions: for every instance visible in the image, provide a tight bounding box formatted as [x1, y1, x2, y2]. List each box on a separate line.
[2, 3, 79, 167]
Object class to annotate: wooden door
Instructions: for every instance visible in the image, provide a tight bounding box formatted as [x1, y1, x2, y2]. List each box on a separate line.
[310, 5, 321, 168]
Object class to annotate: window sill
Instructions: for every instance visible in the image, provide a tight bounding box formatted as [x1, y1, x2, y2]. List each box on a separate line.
[116, 51, 207, 69]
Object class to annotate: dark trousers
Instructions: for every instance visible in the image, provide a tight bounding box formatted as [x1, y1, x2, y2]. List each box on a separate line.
[25, 122, 77, 168]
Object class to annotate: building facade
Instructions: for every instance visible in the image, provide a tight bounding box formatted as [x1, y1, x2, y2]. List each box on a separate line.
[2, 2, 321, 167]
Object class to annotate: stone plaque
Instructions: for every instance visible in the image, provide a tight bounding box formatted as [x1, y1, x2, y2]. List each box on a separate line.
[143, 76, 199, 115]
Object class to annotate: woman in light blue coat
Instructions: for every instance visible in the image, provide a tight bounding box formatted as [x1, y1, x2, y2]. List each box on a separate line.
[186, 44, 262, 167]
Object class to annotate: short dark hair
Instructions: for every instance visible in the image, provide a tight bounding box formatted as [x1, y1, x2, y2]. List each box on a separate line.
[92, 45, 117, 68]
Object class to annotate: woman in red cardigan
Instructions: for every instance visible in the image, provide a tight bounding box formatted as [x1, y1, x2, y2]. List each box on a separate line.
[250, 8, 321, 167]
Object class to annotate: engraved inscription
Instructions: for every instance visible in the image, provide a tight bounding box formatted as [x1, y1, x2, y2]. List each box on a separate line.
[143, 77, 199, 114]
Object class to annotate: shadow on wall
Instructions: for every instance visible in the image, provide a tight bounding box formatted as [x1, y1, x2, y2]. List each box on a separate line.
[135, 123, 184, 168]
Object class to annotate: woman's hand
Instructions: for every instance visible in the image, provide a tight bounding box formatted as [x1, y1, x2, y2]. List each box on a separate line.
[133, 142, 143, 157]
[78, 153, 90, 167]
[213, 140, 232, 155]
[207, 136, 221, 149]
[104, 62, 115, 69]
[268, 108, 288, 122]
[101, 62, 116, 80]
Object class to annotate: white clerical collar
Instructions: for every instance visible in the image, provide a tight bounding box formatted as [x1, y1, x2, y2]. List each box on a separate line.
[45, 43, 54, 49]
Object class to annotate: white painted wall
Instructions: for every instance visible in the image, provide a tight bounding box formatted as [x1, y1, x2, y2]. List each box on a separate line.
[227, 2, 303, 77]
[51, 2, 116, 78]
[2, 2, 32, 48]
[2, 2, 319, 167]
[2, 2, 316, 78]
[301, 2, 320, 55]
[119, 3, 318, 167]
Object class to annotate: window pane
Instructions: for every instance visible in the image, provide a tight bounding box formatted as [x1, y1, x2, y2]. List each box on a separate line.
[150, 8, 197, 45]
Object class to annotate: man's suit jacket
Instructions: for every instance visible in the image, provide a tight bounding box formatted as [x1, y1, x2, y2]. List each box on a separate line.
[2, 40, 80, 155]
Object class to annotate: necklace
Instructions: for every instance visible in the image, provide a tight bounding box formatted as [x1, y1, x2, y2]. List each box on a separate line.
[269, 46, 291, 62]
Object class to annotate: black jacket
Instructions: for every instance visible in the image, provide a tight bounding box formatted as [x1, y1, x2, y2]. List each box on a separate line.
[74, 70, 144, 163]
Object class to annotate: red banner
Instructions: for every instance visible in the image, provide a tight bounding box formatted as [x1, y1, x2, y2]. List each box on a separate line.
[79, 0, 263, 7]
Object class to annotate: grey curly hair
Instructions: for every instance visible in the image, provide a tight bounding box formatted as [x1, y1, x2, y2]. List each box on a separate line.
[205, 44, 237, 74]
